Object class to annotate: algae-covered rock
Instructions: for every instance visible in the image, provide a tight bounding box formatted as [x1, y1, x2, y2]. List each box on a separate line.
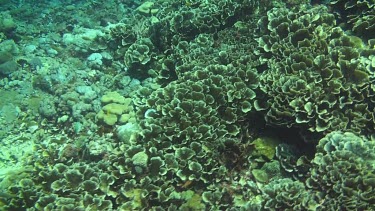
[39, 98, 57, 119]
[132, 151, 149, 173]
[0, 15, 16, 32]
[0, 51, 13, 63]
[0, 47, 17, 76]
[116, 122, 139, 144]
[136, 1, 159, 15]
[252, 169, 269, 183]
[251, 136, 280, 160]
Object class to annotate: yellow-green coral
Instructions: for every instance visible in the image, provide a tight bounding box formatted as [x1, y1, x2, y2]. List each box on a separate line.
[136, 1, 159, 15]
[97, 91, 135, 126]
[123, 189, 144, 210]
[180, 190, 205, 210]
[101, 91, 130, 105]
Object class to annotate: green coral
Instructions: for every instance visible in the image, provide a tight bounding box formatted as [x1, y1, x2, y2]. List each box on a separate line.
[254, 132, 375, 210]
[5, 1, 375, 210]
[262, 178, 315, 210]
[124, 38, 156, 79]
[256, 5, 375, 136]
[137, 62, 259, 185]
[154, 0, 263, 42]
[328, 0, 375, 39]
[306, 131, 375, 210]
[5, 162, 115, 210]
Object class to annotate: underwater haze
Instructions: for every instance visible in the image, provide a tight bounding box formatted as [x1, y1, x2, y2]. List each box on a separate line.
[0, 0, 375, 210]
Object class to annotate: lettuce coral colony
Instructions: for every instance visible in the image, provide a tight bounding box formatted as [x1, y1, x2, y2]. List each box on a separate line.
[0, 0, 374, 210]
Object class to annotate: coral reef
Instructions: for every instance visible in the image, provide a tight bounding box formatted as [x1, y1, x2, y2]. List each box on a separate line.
[256, 5, 375, 136]
[307, 131, 375, 210]
[328, 0, 375, 40]
[0, 0, 374, 210]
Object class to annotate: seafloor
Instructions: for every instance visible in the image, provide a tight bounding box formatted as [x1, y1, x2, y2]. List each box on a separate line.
[0, 0, 374, 210]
